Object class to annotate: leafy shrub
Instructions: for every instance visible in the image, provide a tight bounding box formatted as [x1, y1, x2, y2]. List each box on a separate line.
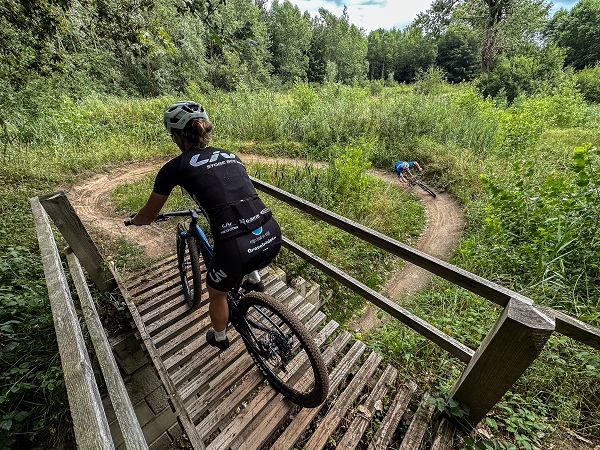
[546, 76, 587, 127]
[370, 79, 384, 97]
[461, 144, 600, 318]
[576, 63, 600, 104]
[495, 96, 549, 156]
[478, 45, 569, 103]
[0, 246, 71, 450]
[414, 65, 447, 96]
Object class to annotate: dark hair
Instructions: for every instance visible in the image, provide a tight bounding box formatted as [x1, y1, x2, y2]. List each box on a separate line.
[178, 117, 213, 147]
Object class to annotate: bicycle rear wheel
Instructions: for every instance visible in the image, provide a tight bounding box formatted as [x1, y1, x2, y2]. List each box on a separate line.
[237, 292, 329, 408]
[417, 180, 436, 198]
[176, 222, 203, 308]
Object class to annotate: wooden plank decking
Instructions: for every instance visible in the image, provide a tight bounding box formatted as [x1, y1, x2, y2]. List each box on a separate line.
[115, 257, 456, 450]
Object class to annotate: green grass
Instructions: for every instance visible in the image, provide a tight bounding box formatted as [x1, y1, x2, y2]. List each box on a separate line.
[1, 80, 599, 448]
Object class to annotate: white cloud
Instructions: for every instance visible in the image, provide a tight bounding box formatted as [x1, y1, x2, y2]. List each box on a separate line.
[279, 0, 577, 33]
[279, 0, 435, 32]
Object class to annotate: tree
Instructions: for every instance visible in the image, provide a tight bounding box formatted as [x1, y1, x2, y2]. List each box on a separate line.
[366, 28, 395, 80]
[366, 26, 438, 83]
[268, 0, 311, 82]
[307, 7, 367, 83]
[394, 26, 438, 83]
[203, 0, 272, 90]
[478, 43, 568, 101]
[545, 0, 600, 70]
[435, 30, 481, 82]
[1, 0, 73, 87]
[417, 0, 551, 72]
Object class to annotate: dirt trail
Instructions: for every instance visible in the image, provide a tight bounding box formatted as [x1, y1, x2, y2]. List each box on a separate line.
[350, 167, 464, 333]
[67, 155, 464, 332]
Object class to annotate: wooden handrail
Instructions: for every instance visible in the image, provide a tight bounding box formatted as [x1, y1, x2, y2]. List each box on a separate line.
[282, 237, 475, 363]
[252, 177, 600, 349]
[66, 250, 148, 450]
[30, 197, 115, 449]
[251, 176, 532, 308]
[38, 191, 116, 293]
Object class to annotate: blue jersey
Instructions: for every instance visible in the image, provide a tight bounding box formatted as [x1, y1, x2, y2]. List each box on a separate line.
[394, 161, 415, 175]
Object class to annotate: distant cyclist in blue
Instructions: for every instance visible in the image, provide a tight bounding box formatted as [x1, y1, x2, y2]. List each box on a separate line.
[395, 160, 422, 185]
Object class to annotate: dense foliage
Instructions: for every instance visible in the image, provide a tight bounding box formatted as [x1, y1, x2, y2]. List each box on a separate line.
[1, 0, 600, 448]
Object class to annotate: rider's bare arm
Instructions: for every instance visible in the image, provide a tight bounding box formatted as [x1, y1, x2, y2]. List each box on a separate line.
[414, 162, 423, 171]
[131, 192, 169, 225]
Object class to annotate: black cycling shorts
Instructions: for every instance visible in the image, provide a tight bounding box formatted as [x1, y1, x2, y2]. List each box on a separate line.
[205, 216, 282, 292]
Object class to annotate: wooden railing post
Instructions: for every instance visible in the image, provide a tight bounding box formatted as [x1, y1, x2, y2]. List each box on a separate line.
[38, 191, 116, 293]
[448, 298, 555, 427]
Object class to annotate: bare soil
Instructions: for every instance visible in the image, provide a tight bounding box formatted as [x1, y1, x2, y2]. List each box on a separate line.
[349, 167, 464, 334]
[66, 154, 465, 334]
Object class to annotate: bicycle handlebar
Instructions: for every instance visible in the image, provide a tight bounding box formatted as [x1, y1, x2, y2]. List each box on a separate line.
[124, 209, 200, 226]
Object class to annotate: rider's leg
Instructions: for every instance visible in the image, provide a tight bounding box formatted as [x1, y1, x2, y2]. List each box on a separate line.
[207, 285, 229, 338]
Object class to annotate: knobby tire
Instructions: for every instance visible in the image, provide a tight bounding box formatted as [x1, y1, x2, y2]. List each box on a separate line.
[237, 292, 329, 408]
[176, 223, 203, 308]
[417, 180, 436, 198]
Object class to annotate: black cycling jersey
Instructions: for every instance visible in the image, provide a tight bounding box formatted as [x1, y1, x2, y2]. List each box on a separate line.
[153, 146, 272, 240]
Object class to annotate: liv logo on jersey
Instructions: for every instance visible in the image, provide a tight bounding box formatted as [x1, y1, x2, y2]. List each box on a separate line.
[210, 269, 228, 283]
[190, 150, 236, 167]
[251, 227, 263, 235]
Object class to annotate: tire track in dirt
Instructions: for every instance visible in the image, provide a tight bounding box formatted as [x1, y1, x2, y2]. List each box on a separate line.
[350, 167, 464, 334]
[67, 155, 464, 333]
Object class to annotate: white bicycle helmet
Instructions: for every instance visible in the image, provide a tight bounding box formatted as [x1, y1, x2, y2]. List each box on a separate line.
[163, 101, 209, 134]
[401, 161, 410, 171]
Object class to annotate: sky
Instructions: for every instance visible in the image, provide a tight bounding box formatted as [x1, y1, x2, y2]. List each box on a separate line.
[278, 0, 582, 34]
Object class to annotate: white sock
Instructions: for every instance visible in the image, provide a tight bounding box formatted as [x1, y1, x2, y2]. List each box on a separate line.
[215, 328, 227, 342]
[249, 270, 261, 284]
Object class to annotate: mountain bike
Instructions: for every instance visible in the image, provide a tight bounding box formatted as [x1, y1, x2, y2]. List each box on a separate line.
[125, 210, 329, 408]
[403, 171, 436, 198]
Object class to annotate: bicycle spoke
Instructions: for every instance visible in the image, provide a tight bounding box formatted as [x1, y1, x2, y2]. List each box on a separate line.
[244, 305, 316, 393]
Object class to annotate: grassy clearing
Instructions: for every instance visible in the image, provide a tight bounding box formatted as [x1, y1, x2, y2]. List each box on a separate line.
[1, 81, 599, 448]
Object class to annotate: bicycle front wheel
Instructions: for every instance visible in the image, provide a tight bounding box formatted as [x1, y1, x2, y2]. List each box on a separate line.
[237, 292, 329, 408]
[176, 223, 203, 308]
[417, 180, 437, 198]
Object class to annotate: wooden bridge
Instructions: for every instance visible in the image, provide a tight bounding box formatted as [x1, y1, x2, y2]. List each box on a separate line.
[30, 179, 600, 450]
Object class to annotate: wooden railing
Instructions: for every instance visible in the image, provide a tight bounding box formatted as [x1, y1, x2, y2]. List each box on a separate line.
[31, 182, 600, 433]
[30, 194, 147, 450]
[250, 176, 600, 427]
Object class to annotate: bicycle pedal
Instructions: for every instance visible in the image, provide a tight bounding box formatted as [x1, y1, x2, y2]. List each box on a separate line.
[241, 279, 265, 293]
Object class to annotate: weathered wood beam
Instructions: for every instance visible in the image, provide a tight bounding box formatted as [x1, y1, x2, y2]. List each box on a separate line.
[282, 237, 475, 363]
[252, 177, 532, 307]
[535, 305, 600, 351]
[108, 263, 207, 450]
[449, 299, 555, 427]
[38, 191, 116, 292]
[66, 250, 148, 450]
[30, 197, 115, 449]
[431, 418, 456, 450]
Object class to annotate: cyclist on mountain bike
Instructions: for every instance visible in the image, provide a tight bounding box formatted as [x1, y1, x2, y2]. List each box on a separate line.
[395, 160, 422, 185]
[127, 101, 282, 351]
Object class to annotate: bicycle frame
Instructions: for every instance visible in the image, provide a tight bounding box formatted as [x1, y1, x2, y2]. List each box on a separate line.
[160, 209, 256, 309]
